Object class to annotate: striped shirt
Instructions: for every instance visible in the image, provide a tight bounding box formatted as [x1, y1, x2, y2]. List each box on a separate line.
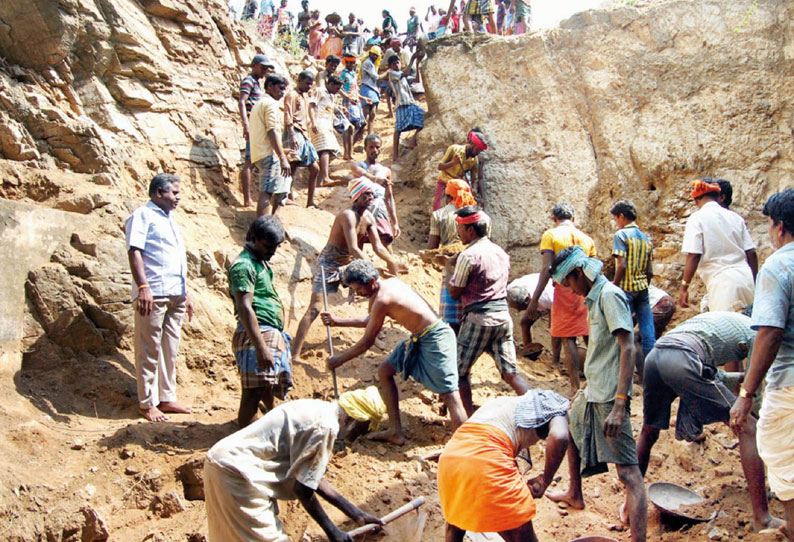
[449, 236, 510, 309]
[239, 74, 263, 114]
[665, 312, 754, 367]
[429, 203, 459, 246]
[612, 224, 653, 292]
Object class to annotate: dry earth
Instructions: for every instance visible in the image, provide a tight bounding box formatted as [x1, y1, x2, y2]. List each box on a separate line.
[0, 0, 792, 540]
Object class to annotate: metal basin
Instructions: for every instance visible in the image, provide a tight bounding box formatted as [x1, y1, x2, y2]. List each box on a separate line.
[648, 481, 716, 523]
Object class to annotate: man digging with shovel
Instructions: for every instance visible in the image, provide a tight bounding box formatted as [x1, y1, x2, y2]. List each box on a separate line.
[323, 259, 468, 445]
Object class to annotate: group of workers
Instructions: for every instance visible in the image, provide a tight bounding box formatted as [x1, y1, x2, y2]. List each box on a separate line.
[125, 158, 794, 541]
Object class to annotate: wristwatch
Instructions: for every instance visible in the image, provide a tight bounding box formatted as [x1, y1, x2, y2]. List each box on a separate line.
[739, 387, 755, 399]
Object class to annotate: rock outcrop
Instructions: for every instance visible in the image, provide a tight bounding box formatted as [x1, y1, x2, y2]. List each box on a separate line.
[414, 0, 794, 282]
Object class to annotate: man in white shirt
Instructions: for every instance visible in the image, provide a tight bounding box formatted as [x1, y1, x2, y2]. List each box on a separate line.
[679, 178, 757, 312]
[125, 174, 193, 422]
[204, 393, 384, 541]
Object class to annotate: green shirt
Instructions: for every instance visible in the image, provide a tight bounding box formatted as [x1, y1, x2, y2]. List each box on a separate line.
[583, 275, 635, 403]
[228, 246, 284, 329]
[666, 312, 754, 367]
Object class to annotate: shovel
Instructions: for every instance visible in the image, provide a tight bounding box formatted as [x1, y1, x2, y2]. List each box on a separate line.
[320, 266, 339, 399]
[346, 496, 426, 539]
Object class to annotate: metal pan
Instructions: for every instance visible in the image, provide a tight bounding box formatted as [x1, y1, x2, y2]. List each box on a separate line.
[648, 482, 716, 523]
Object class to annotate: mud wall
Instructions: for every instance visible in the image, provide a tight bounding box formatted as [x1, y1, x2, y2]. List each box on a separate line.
[413, 0, 794, 284]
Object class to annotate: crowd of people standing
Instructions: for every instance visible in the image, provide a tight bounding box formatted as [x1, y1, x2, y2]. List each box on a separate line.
[118, 2, 794, 541]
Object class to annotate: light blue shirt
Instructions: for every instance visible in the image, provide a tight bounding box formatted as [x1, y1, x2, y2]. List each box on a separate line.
[750, 241, 794, 390]
[583, 275, 635, 403]
[125, 201, 187, 300]
[361, 58, 379, 91]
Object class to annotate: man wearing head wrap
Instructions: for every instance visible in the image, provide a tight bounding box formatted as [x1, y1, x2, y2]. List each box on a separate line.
[525, 202, 596, 394]
[427, 179, 477, 332]
[352, 134, 400, 242]
[291, 181, 407, 362]
[679, 178, 757, 312]
[448, 206, 531, 414]
[204, 391, 385, 542]
[434, 130, 487, 211]
[544, 245, 647, 542]
[439, 389, 570, 540]
[323, 259, 467, 445]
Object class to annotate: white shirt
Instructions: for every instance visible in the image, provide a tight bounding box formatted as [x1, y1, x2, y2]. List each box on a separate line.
[207, 399, 340, 500]
[125, 201, 187, 300]
[507, 273, 554, 311]
[681, 201, 755, 285]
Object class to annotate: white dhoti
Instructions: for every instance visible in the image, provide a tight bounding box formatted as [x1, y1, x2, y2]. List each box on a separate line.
[204, 460, 290, 542]
[705, 265, 754, 312]
[756, 386, 794, 502]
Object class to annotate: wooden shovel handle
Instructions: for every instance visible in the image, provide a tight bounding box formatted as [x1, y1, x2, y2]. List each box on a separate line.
[347, 496, 426, 538]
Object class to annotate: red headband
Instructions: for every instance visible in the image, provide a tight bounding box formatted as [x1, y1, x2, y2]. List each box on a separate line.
[455, 211, 484, 225]
[469, 132, 487, 151]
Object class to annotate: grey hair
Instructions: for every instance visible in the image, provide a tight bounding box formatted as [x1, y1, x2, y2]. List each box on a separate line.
[246, 215, 286, 244]
[552, 202, 575, 220]
[149, 173, 179, 198]
[342, 259, 379, 286]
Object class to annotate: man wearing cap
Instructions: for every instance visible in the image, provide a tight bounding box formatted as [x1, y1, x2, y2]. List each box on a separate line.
[449, 206, 531, 415]
[359, 46, 382, 136]
[636, 312, 783, 532]
[434, 131, 486, 211]
[439, 389, 570, 541]
[544, 245, 647, 542]
[679, 178, 757, 312]
[204, 389, 384, 542]
[323, 259, 467, 446]
[339, 53, 367, 160]
[291, 179, 406, 362]
[283, 70, 320, 208]
[249, 74, 291, 217]
[238, 55, 274, 208]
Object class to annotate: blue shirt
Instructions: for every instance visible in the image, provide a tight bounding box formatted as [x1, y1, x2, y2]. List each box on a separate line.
[583, 275, 634, 403]
[125, 201, 187, 300]
[751, 241, 794, 390]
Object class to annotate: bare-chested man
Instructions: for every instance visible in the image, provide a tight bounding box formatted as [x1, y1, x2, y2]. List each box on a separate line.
[323, 259, 467, 445]
[291, 180, 406, 361]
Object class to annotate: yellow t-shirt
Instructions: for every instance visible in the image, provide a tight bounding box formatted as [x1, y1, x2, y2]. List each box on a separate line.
[249, 94, 283, 164]
[539, 223, 596, 257]
[438, 144, 479, 184]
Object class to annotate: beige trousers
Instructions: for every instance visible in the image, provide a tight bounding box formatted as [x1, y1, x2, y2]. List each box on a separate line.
[133, 295, 187, 409]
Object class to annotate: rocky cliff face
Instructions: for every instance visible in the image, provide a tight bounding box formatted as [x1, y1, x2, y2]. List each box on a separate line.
[413, 0, 794, 283]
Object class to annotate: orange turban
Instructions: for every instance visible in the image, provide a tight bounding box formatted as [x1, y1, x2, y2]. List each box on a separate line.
[445, 179, 476, 208]
[691, 180, 721, 200]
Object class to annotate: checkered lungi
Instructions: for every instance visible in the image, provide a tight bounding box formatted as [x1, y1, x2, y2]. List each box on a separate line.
[285, 130, 318, 167]
[232, 324, 293, 398]
[457, 316, 518, 377]
[439, 283, 462, 326]
[395, 104, 425, 133]
[254, 155, 291, 195]
[465, 0, 495, 16]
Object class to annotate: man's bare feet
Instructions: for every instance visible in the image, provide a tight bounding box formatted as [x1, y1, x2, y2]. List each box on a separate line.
[756, 515, 785, 533]
[140, 406, 168, 422]
[619, 502, 629, 525]
[367, 429, 406, 446]
[546, 490, 585, 510]
[243, 199, 252, 207]
[158, 401, 191, 414]
[343, 154, 353, 161]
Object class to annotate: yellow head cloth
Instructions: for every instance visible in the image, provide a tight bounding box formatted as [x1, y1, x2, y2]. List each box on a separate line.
[338, 386, 386, 431]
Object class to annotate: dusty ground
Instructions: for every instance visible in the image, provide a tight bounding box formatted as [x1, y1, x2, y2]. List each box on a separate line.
[0, 100, 786, 542]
